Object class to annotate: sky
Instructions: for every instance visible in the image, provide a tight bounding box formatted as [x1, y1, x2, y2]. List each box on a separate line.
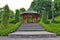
[0, 0, 33, 12]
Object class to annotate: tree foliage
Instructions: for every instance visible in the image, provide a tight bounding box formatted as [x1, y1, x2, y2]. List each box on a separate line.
[9, 10, 14, 19]
[30, 0, 51, 12]
[30, 0, 60, 19]
[54, 0, 60, 17]
[2, 4, 9, 28]
[15, 9, 19, 23]
[19, 8, 26, 13]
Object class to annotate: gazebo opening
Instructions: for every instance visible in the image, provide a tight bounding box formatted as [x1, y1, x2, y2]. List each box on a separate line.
[27, 18, 33, 23]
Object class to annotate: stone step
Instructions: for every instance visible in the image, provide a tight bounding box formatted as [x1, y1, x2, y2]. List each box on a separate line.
[17, 29, 45, 31]
[17, 24, 45, 31]
[8, 31, 56, 38]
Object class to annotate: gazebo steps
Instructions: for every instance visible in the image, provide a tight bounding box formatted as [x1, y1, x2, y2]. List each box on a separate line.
[17, 29, 45, 31]
[8, 31, 56, 38]
[17, 24, 45, 31]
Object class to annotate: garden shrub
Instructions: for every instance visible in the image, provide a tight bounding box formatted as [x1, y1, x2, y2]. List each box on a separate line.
[9, 20, 16, 24]
[0, 22, 22, 36]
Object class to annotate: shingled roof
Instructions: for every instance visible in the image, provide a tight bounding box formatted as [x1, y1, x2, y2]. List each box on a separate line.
[22, 11, 37, 13]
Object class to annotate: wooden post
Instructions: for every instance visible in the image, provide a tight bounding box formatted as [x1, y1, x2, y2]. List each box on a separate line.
[35, 18, 36, 23]
[36, 18, 37, 23]
[26, 18, 27, 24]
[22, 16, 24, 24]
[33, 18, 35, 23]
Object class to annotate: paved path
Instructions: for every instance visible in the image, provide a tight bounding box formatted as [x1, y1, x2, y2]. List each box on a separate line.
[0, 36, 60, 40]
[17, 24, 45, 31]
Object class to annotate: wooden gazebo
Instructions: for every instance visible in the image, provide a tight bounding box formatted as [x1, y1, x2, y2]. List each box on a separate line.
[21, 11, 41, 24]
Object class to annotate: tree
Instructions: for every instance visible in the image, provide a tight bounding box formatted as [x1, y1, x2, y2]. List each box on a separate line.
[19, 8, 26, 21]
[30, 0, 51, 17]
[30, 0, 51, 23]
[2, 4, 9, 28]
[9, 10, 14, 19]
[19, 8, 26, 13]
[41, 11, 47, 23]
[0, 8, 4, 20]
[15, 9, 19, 23]
[54, 0, 60, 17]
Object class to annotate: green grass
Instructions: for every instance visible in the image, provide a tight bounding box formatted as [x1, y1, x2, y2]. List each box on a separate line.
[40, 16, 60, 36]
[0, 22, 21, 36]
[55, 16, 60, 23]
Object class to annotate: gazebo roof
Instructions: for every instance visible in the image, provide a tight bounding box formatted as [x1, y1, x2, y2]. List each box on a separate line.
[20, 10, 40, 15]
[22, 11, 37, 14]
[21, 8, 40, 15]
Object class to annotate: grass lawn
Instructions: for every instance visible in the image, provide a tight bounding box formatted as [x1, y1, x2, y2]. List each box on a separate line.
[0, 22, 21, 36]
[40, 16, 60, 36]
